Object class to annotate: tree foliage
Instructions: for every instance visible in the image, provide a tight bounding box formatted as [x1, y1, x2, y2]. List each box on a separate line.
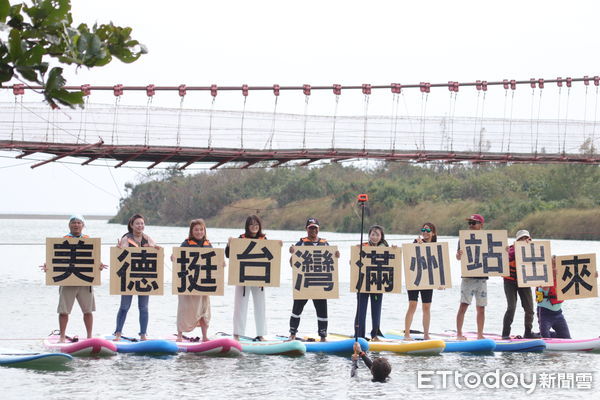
[0, 0, 145, 108]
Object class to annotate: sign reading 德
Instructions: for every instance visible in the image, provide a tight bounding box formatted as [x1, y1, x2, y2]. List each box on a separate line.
[110, 247, 164, 295]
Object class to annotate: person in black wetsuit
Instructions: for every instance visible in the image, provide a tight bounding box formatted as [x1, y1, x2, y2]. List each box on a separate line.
[351, 342, 391, 382]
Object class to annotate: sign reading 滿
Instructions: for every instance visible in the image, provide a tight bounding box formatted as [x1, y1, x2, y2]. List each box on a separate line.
[110, 246, 164, 295]
[291, 246, 338, 300]
[350, 245, 402, 293]
[227, 239, 281, 287]
[45, 237, 101, 286]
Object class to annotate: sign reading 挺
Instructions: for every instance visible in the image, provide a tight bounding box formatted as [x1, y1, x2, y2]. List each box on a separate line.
[172, 247, 225, 296]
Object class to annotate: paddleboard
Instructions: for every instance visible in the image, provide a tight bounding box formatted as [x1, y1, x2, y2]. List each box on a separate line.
[329, 333, 445, 355]
[385, 330, 496, 353]
[277, 335, 369, 354]
[167, 336, 242, 356]
[104, 336, 179, 355]
[0, 348, 73, 367]
[216, 334, 306, 356]
[466, 332, 600, 352]
[43, 335, 117, 356]
[458, 332, 546, 352]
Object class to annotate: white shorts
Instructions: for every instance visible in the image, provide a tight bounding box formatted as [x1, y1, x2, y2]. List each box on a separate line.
[460, 278, 487, 307]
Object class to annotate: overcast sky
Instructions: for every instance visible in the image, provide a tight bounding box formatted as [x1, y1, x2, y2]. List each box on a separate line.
[1, 0, 599, 215]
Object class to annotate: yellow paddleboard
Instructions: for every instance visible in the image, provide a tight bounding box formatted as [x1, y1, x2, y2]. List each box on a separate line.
[328, 333, 445, 355]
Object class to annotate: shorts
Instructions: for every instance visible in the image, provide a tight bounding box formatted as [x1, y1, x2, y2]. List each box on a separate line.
[407, 289, 433, 303]
[57, 286, 96, 314]
[460, 278, 487, 307]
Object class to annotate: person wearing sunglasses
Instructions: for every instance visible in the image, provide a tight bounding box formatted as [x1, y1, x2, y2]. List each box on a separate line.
[455, 214, 487, 340]
[501, 230, 538, 339]
[404, 222, 437, 340]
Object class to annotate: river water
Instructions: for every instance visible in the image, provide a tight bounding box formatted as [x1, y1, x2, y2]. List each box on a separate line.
[0, 218, 598, 399]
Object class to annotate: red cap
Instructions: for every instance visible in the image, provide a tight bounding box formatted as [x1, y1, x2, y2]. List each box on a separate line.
[466, 214, 485, 224]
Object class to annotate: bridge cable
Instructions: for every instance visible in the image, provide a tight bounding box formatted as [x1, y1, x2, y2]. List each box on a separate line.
[563, 85, 571, 153]
[332, 84, 341, 150]
[265, 86, 279, 150]
[592, 84, 599, 154]
[362, 85, 371, 152]
[535, 81, 543, 154]
[501, 88, 508, 152]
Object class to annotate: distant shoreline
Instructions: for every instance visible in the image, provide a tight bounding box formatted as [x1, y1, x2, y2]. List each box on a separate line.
[0, 214, 112, 220]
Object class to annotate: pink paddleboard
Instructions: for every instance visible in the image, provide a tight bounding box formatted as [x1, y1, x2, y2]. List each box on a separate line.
[43, 335, 117, 357]
[167, 336, 242, 356]
[464, 331, 600, 352]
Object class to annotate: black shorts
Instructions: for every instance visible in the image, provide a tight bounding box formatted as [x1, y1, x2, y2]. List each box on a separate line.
[407, 289, 433, 303]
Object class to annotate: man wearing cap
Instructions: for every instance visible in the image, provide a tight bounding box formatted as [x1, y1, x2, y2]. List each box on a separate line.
[41, 215, 106, 342]
[501, 230, 537, 339]
[288, 218, 339, 342]
[455, 214, 487, 340]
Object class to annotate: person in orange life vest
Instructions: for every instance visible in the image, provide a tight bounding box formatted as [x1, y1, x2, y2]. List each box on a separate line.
[455, 214, 488, 340]
[354, 225, 389, 341]
[288, 217, 340, 342]
[114, 214, 160, 341]
[536, 256, 571, 339]
[502, 230, 537, 339]
[226, 215, 282, 341]
[174, 219, 219, 342]
[404, 222, 437, 340]
[40, 215, 107, 343]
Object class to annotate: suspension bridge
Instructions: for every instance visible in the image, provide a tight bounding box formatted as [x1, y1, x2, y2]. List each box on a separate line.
[1, 75, 599, 170]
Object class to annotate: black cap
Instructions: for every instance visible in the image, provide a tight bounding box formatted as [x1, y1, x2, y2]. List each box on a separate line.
[306, 218, 320, 228]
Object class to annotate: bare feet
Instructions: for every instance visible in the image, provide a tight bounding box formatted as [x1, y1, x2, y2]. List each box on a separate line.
[371, 336, 381, 342]
[403, 336, 413, 341]
[456, 335, 467, 341]
[176, 334, 183, 342]
[113, 332, 121, 342]
[58, 336, 66, 343]
[477, 334, 485, 340]
[233, 335, 240, 341]
[320, 336, 327, 342]
[287, 334, 296, 341]
[202, 336, 209, 342]
[423, 334, 431, 340]
[140, 334, 147, 341]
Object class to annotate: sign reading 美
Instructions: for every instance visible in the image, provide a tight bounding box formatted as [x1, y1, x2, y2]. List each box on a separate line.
[45, 237, 101, 286]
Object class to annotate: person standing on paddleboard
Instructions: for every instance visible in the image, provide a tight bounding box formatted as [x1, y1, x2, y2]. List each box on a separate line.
[354, 225, 389, 341]
[288, 217, 339, 342]
[40, 215, 107, 343]
[175, 219, 214, 342]
[455, 214, 488, 340]
[502, 230, 538, 339]
[114, 214, 160, 341]
[226, 215, 282, 341]
[404, 222, 437, 340]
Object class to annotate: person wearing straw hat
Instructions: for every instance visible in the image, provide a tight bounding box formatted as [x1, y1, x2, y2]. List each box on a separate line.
[501, 229, 538, 339]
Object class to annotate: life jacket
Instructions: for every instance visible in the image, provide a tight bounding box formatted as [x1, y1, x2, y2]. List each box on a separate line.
[64, 234, 89, 239]
[124, 232, 149, 247]
[240, 234, 266, 239]
[300, 237, 328, 245]
[183, 238, 211, 247]
[536, 286, 563, 305]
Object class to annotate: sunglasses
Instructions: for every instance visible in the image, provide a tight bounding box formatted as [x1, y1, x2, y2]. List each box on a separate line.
[421, 228, 432, 233]
[468, 221, 481, 226]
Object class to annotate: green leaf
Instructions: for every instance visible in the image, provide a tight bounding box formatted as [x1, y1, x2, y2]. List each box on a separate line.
[8, 29, 24, 61]
[0, 0, 9, 23]
[0, 62, 13, 83]
[15, 65, 39, 82]
[44, 66, 84, 108]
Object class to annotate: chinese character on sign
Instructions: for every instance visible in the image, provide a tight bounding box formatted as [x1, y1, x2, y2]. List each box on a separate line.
[172, 247, 225, 295]
[515, 241, 553, 287]
[459, 230, 509, 277]
[110, 247, 164, 295]
[291, 246, 339, 300]
[227, 239, 282, 287]
[350, 246, 402, 294]
[403, 242, 452, 290]
[555, 254, 598, 301]
[45, 238, 101, 286]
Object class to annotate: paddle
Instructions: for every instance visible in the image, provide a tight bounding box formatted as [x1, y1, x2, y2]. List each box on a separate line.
[354, 194, 368, 344]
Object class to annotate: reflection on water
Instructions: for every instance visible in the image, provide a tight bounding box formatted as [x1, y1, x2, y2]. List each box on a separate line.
[0, 219, 599, 398]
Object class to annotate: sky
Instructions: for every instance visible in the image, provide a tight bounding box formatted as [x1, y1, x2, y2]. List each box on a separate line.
[1, 0, 600, 215]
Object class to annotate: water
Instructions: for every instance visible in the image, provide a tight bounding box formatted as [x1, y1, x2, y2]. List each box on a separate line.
[0, 219, 599, 399]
